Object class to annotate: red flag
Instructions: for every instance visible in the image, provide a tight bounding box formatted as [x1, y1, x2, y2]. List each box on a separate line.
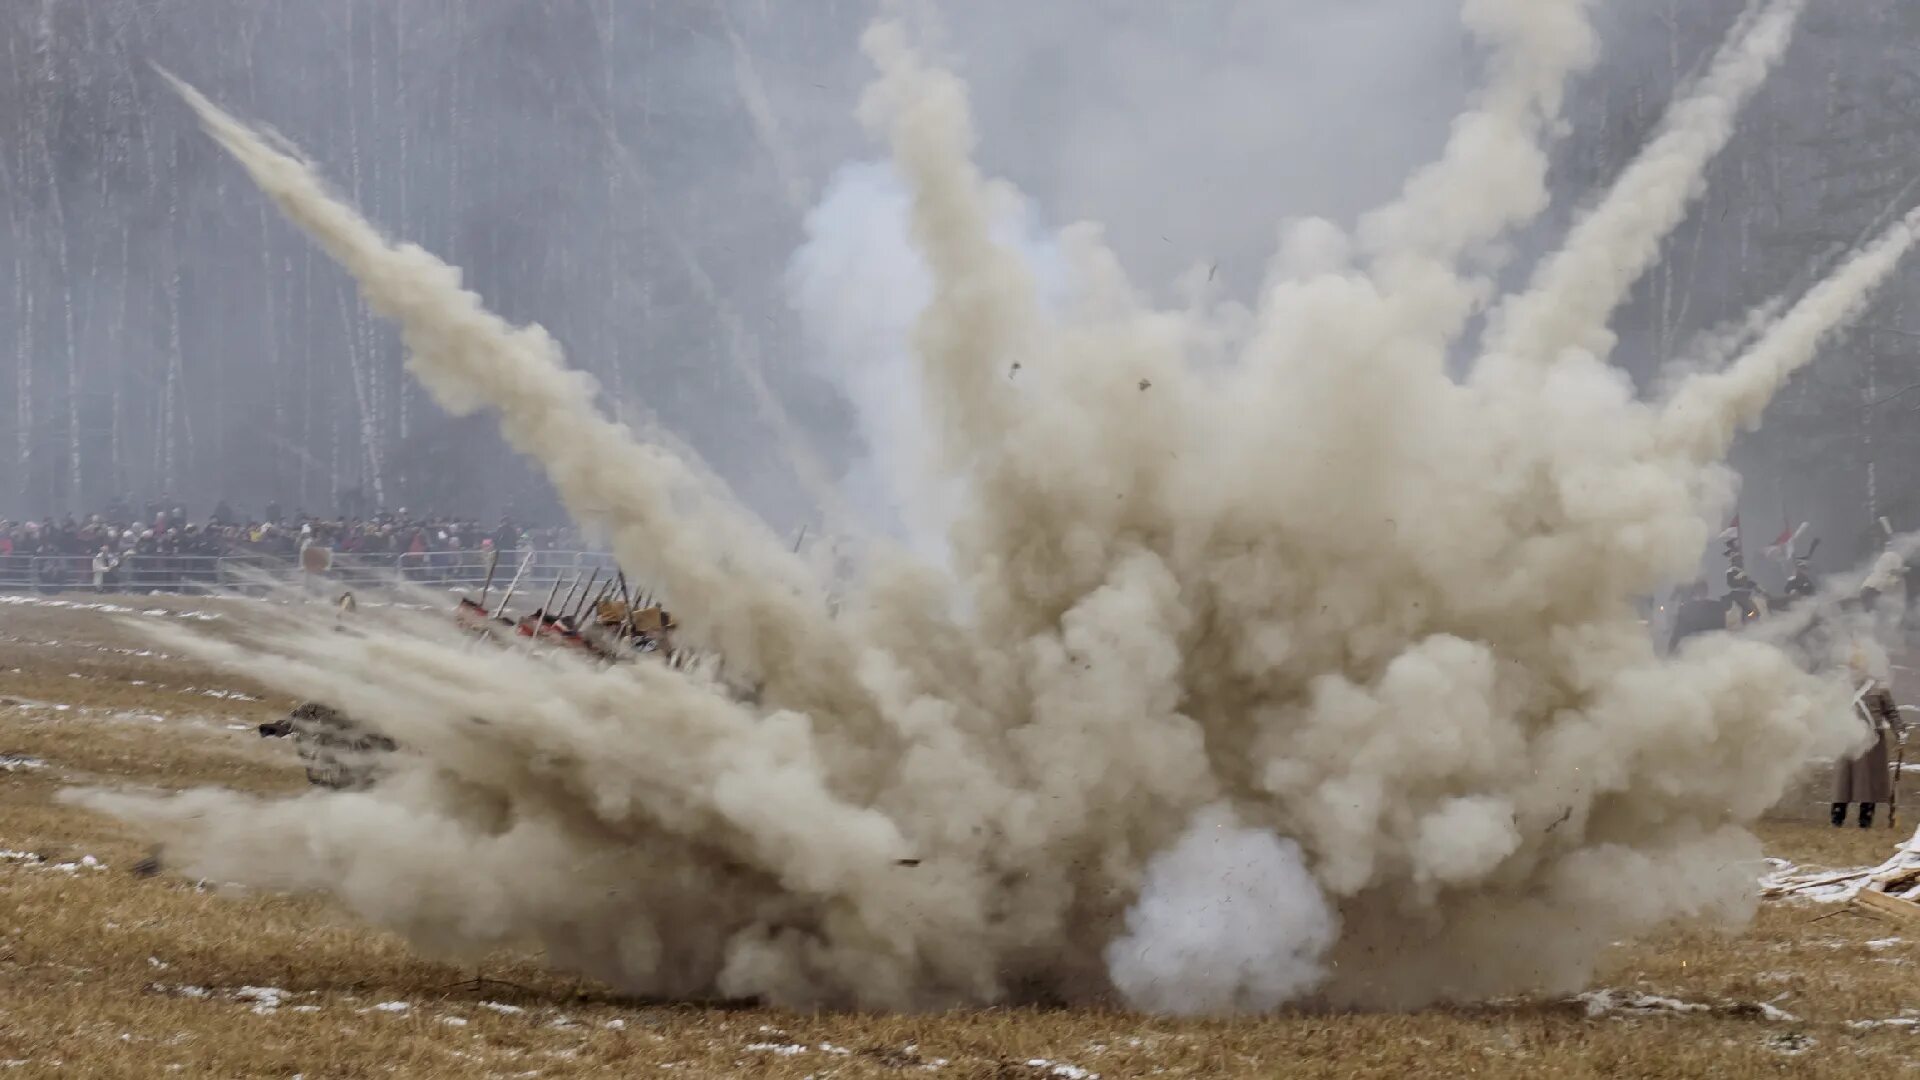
[1766, 524, 1792, 559]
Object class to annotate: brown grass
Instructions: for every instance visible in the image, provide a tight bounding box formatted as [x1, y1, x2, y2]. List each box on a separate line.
[5, 598, 1920, 1077]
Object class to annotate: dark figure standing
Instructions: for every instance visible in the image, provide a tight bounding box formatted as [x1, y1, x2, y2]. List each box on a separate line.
[1834, 650, 1906, 828]
[1667, 581, 1729, 653]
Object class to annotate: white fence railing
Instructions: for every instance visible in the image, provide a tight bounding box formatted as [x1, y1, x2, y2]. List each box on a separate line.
[0, 549, 618, 597]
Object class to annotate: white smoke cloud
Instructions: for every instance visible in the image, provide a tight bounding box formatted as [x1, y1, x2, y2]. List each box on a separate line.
[786, 159, 1068, 557]
[1106, 806, 1338, 1016]
[67, 1, 1917, 1016]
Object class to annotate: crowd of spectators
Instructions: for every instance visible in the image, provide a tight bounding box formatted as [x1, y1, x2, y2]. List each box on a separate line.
[0, 498, 587, 589]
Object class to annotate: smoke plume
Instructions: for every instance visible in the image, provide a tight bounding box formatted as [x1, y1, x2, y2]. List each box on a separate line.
[70, 1, 1911, 1013]
[1106, 806, 1338, 1016]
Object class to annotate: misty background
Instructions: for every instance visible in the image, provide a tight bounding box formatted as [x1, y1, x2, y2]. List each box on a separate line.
[2, 0, 1915, 574]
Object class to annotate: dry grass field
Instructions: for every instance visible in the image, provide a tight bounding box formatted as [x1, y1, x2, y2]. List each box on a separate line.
[5, 594, 1920, 1078]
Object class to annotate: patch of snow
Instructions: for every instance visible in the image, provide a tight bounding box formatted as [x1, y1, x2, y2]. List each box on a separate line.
[291, 1005, 322, 1014]
[368, 1001, 410, 1013]
[152, 984, 210, 999]
[745, 1043, 807, 1056]
[1867, 937, 1904, 950]
[603, 1019, 624, 1031]
[479, 1001, 525, 1015]
[1849, 1018, 1920, 1031]
[1578, 989, 1710, 1018]
[1764, 1032, 1815, 1056]
[1576, 989, 1797, 1023]
[148, 957, 168, 970]
[192, 688, 260, 702]
[820, 1043, 852, 1055]
[1027, 1060, 1100, 1080]
[0, 850, 105, 874]
[441, 1017, 469, 1027]
[234, 986, 288, 1014]
[0, 595, 220, 621]
[0, 756, 48, 772]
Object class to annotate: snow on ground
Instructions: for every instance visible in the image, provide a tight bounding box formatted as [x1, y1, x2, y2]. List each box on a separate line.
[1764, 1032, 1817, 1056]
[1026, 1059, 1100, 1080]
[0, 850, 107, 874]
[1850, 1015, 1920, 1031]
[182, 687, 261, 702]
[1575, 989, 1797, 1023]
[0, 631, 175, 660]
[0, 595, 221, 621]
[0, 755, 47, 771]
[233, 986, 291, 1015]
[1764, 859, 1875, 902]
[1764, 829, 1920, 903]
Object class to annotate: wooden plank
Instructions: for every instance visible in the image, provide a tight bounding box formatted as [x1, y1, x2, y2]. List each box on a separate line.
[1855, 887, 1920, 922]
[1764, 868, 1874, 897]
[1872, 866, 1920, 891]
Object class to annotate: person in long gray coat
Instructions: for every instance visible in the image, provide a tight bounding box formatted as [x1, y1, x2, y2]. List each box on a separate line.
[1834, 676, 1906, 828]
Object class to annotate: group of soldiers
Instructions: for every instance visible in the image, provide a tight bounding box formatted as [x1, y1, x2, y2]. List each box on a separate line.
[260, 555, 685, 791]
[1665, 520, 1910, 829]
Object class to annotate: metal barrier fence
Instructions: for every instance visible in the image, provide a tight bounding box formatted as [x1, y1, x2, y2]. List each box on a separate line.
[0, 549, 618, 599]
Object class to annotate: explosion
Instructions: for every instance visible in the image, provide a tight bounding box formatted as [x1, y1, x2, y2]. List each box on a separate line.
[74, 0, 1916, 1012]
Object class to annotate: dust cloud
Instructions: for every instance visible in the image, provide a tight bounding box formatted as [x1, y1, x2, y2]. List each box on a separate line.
[71, 0, 1907, 1013]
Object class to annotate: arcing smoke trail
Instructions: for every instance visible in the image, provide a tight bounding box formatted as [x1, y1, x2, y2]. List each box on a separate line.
[76, 6, 1906, 1014]
[1360, 0, 1598, 266]
[152, 72, 859, 718]
[1661, 204, 1920, 461]
[1485, 0, 1806, 370]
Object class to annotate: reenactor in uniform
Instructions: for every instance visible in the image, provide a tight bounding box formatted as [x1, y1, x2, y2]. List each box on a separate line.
[1667, 580, 1730, 652]
[1781, 549, 1817, 609]
[260, 568, 697, 796]
[1834, 643, 1907, 828]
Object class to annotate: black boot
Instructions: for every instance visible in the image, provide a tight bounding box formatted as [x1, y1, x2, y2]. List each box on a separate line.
[1833, 802, 1849, 827]
[1861, 803, 1876, 829]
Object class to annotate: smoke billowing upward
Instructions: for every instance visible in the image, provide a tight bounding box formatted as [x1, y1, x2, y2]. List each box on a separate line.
[1106, 807, 1338, 1016]
[70, 0, 1913, 1014]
